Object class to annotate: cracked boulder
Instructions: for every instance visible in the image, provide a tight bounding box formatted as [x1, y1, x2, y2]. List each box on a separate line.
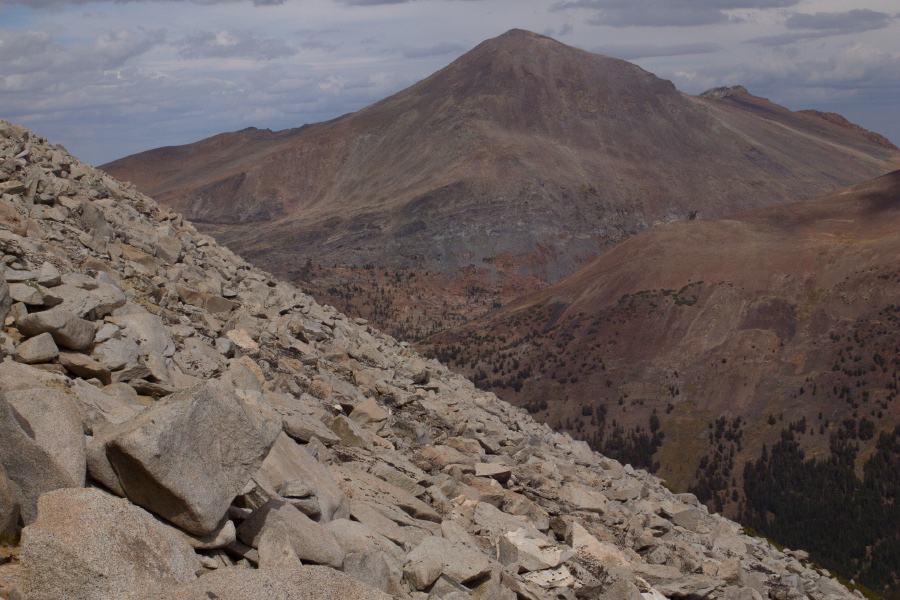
[87, 380, 281, 535]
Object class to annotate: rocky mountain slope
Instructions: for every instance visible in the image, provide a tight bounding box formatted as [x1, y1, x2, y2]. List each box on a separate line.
[423, 169, 900, 594]
[101, 29, 900, 340]
[0, 123, 870, 599]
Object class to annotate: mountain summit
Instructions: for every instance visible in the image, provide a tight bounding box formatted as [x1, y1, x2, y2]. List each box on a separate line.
[103, 29, 900, 330]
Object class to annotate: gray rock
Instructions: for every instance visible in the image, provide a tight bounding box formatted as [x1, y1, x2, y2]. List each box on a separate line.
[328, 414, 373, 449]
[335, 465, 442, 523]
[236, 499, 345, 568]
[349, 397, 389, 426]
[173, 336, 227, 378]
[58, 351, 112, 384]
[20, 487, 200, 600]
[50, 283, 101, 317]
[559, 483, 608, 513]
[257, 432, 349, 522]
[132, 565, 394, 600]
[13, 331, 58, 363]
[8, 282, 60, 307]
[473, 501, 544, 543]
[178, 517, 237, 550]
[325, 518, 405, 565]
[342, 551, 408, 598]
[17, 307, 95, 350]
[257, 524, 303, 568]
[91, 336, 140, 371]
[155, 234, 183, 264]
[403, 536, 492, 590]
[36, 262, 61, 287]
[667, 506, 702, 531]
[87, 380, 281, 535]
[3, 387, 86, 486]
[348, 500, 409, 547]
[474, 462, 512, 483]
[498, 528, 574, 572]
[107, 309, 175, 357]
[91, 283, 126, 317]
[0, 394, 75, 523]
[76, 200, 115, 240]
[281, 409, 341, 445]
[69, 380, 140, 434]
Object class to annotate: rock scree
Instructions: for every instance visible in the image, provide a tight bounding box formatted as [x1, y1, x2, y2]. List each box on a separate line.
[0, 118, 863, 599]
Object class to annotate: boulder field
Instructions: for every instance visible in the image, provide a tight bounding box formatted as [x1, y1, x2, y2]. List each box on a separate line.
[0, 119, 859, 599]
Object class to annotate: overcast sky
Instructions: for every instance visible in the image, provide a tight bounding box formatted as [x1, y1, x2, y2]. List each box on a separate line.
[1, 0, 898, 165]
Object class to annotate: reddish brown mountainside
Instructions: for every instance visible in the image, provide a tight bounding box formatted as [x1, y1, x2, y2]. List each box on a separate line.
[423, 169, 900, 514]
[102, 30, 900, 340]
[103, 30, 900, 282]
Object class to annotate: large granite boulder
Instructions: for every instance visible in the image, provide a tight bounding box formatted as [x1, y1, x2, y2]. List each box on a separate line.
[0, 395, 76, 524]
[87, 380, 281, 535]
[3, 387, 86, 486]
[20, 487, 201, 600]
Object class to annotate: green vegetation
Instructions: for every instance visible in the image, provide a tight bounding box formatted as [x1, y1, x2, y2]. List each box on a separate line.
[742, 425, 900, 598]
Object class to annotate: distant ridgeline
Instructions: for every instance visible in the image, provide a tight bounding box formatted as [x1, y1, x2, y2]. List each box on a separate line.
[742, 424, 900, 598]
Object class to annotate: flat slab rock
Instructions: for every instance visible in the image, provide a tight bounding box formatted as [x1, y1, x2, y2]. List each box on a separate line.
[132, 565, 395, 600]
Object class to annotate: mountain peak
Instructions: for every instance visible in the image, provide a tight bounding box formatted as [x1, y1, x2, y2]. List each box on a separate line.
[700, 85, 750, 99]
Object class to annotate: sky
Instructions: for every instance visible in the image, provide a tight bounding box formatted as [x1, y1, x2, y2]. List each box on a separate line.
[1, 0, 898, 166]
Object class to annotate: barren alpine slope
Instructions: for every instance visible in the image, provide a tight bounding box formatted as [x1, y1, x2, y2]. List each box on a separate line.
[101, 30, 900, 340]
[0, 121, 871, 599]
[424, 169, 900, 596]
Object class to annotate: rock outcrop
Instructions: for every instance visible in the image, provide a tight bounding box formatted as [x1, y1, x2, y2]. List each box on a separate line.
[0, 119, 863, 599]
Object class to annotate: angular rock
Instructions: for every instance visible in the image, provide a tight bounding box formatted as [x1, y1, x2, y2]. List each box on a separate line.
[17, 306, 95, 350]
[8, 282, 59, 306]
[257, 432, 349, 522]
[87, 380, 281, 535]
[0, 394, 76, 523]
[499, 528, 574, 572]
[91, 283, 127, 317]
[475, 462, 512, 484]
[559, 482, 608, 513]
[107, 309, 175, 357]
[329, 414, 373, 449]
[236, 499, 345, 568]
[335, 465, 442, 523]
[58, 351, 112, 384]
[325, 518, 405, 566]
[349, 397, 389, 426]
[50, 283, 101, 317]
[179, 517, 237, 551]
[281, 410, 341, 445]
[522, 564, 575, 589]
[568, 521, 631, 569]
[473, 500, 544, 543]
[20, 487, 201, 600]
[173, 336, 227, 378]
[91, 336, 140, 371]
[13, 331, 58, 364]
[3, 387, 86, 486]
[342, 551, 408, 598]
[403, 535, 492, 590]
